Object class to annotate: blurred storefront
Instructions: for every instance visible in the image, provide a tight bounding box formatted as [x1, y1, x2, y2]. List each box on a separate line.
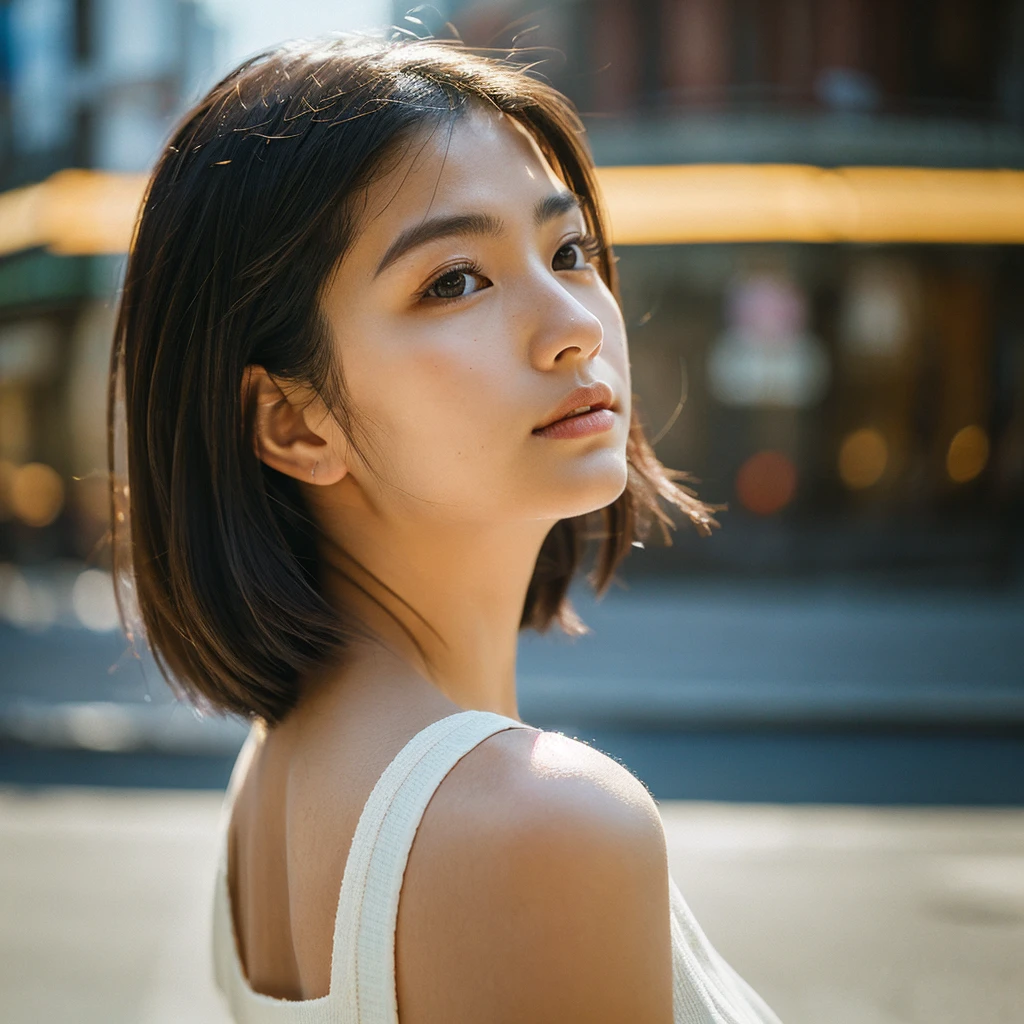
[0, 0, 1019, 794]
[415, 0, 1024, 585]
[0, 0, 218, 629]
[1, 0, 1023, 622]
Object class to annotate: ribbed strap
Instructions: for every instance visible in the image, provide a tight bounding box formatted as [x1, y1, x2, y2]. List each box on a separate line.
[329, 710, 534, 1023]
[668, 875, 784, 1024]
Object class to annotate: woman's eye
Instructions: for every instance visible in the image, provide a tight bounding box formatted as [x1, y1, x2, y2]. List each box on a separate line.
[424, 267, 489, 301]
[552, 242, 585, 272]
[552, 236, 601, 272]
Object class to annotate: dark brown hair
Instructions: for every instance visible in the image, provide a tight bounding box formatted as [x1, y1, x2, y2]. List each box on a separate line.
[108, 33, 722, 729]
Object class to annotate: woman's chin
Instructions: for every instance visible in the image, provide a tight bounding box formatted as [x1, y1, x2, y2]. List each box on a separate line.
[535, 459, 630, 520]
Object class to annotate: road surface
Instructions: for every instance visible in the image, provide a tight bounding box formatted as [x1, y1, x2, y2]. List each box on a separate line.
[1, 787, 1022, 1024]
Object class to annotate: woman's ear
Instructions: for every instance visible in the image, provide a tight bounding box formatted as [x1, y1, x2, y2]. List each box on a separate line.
[242, 365, 349, 485]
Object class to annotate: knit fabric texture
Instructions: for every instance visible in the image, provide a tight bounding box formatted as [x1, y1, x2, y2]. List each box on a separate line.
[211, 709, 783, 1023]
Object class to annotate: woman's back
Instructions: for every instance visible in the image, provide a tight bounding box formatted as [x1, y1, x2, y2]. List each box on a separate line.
[215, 696, 673, 1020]
[220, 686, 523, 1006]
[222, 696, 463, 1002]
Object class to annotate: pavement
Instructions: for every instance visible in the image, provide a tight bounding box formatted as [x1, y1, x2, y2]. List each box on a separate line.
[2, 787, 1022, 1024]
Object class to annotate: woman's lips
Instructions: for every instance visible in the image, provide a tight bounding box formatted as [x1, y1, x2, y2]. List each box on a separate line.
[531, 408, 616, 439]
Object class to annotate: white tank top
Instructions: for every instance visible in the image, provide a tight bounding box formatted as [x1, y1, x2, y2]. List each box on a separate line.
[211, 709, 783, 1023]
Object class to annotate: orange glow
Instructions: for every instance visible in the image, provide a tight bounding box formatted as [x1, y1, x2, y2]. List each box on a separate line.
[735, 450, 797, 516]
[3, 165, 1024, 258]
[0, 170, 147, 258]
[838, 428, 889, 489]
[597, 165, 1024, 244]
[946, 425, 989, 483]
[9, 462, 65, 527]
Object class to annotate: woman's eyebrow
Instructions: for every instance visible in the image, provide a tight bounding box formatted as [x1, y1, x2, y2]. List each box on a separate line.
[533, 190, 583, 226]
[374, 212, 501, 278]
[373, 190, 583, 278]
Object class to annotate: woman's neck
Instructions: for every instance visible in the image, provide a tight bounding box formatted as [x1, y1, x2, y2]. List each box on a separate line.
[304, 479, 556, 721]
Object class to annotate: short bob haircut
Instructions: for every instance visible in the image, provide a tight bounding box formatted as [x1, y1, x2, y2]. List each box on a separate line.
[109, 33, 723, 729]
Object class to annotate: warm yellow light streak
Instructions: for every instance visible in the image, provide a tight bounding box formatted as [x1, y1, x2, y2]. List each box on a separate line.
[2, 165, 1024, 258]
[597, 165, 1024, 244]
[0, 170, 147, 258]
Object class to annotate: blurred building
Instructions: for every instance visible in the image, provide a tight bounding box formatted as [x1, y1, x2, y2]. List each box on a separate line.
[0, 1, 1018, 785]
[0, 0, 218, 616]
[2, 1, 1023, 605]
[403, 0, 1024, 584]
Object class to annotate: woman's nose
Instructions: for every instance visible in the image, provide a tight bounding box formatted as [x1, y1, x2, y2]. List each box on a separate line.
[525, 274, 604, 368]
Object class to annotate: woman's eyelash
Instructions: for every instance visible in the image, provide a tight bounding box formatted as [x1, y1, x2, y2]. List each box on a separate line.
[574, 232, 603, 260]
[419, 261, 484, 304]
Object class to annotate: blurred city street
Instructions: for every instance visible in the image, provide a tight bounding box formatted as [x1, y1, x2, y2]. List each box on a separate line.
[3, 575, 1023, 803]
[2, 785, 1022, 1024]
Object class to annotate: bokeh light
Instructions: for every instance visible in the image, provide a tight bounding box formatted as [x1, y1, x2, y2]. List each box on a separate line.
[9, 462, 65, 527]
[946, 425, 989, 484]
[71, 569, 120, 632]
[0, 563, 58, 631]
[838, 428, 889, 489]
[735, 450, 798, 516]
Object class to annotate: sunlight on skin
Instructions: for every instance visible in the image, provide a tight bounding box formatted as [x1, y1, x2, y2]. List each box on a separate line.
[525, 731, 660, 825]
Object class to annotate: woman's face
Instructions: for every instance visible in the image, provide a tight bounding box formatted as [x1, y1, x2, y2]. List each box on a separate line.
[318, 103, 631, 525]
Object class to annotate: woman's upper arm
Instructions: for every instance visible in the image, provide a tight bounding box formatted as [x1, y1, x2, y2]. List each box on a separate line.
[396, 736, 675, 1024]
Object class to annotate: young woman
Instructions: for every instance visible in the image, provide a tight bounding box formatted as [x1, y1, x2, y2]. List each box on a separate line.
[109, 32, 783, 1024]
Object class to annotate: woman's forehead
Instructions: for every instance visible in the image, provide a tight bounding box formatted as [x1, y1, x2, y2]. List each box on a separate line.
[349, 107, 565, 258]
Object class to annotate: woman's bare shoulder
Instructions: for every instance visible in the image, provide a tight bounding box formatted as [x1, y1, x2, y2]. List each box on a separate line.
[444, 725, 664, 832]
[396, 726, 673, 1024]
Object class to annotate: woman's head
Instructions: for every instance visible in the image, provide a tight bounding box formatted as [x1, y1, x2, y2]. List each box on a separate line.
[255, 98, 631, 527]
[110, 34, 721, 727]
